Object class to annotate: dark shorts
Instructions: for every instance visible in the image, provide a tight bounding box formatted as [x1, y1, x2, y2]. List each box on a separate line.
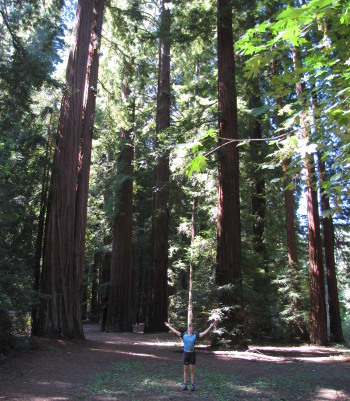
[182, 351, 196, 365]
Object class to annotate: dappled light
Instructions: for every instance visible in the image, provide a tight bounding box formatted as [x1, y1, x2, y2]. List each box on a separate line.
[315, 389, 350, 400]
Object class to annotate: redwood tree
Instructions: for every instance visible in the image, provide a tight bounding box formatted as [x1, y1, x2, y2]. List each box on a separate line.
[248, 91, 268, 273]
[317, 152, 344, 343]
[293, 45, 327, 345]
[145, 0, 171, 333]
[215, 0, 244, 348]
[311, 89, 344, 344]
[105, 60, 135, 333]
[31, 109, 55, 335]
[75, 0, 105, 321]
[38, 0, 104, 339]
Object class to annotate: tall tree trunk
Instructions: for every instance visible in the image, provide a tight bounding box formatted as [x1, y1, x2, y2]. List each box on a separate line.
[38, 0, 103, 339]
[89, 253, 100, 322]
[248, 95, 267, 272]
[310, 89, 344, 343]
[304, 154, 328, 345]
[75, 0, 105, 323]
[31, 109, 55, 335]
[188, 197, 196, 327]
[145, 0, 171, 333]
[282, 158, 305, 334]
[282, 159, 299, 270]
[215, 0, 244, 349]
[292, 46, 327, 345]
[105, 63, 134, 333]
[317, 151, 344, 343]
[100, 240, 112, 332]
[272, 59, 304, 338]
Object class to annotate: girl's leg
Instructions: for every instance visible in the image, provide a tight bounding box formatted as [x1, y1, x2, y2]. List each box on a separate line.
[190, 364, 195, 385]
[184, 365, 189, 384]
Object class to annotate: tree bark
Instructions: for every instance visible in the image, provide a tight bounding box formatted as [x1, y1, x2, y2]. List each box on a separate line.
[38, 0, 104, 339]
[215, 0, 244, 349]
[145, 0, 171, 333]
[216, 0, 241, 287]
[75, 0, 105, 324]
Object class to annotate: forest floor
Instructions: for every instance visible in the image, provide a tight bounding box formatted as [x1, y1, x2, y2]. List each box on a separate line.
[0, 323, 350, 401]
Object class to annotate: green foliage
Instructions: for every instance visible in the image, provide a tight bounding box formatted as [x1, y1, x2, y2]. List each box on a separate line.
[0, 0, 65, 346]
[235, 0, 350, 209]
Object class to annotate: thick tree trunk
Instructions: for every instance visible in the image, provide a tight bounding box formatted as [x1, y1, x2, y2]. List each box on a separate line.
[38, 0, 103, 339]
[215, 0, 244, 349]
[293, 46, 327, 345]
[75, 0, 105, 323]
[216, 0, 241, 286]
[105, 66, 134, 333]
[317, 152, 344, 343]
[145, 0, 171, 333]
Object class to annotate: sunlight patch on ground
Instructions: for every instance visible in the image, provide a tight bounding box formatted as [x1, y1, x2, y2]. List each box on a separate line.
[35, 381, 71, 388]
[35, 396, 69, 401]
[315, 388, 350, 400]
[134, 340, 180, 347]
[88, 346, 169, 360]
[210, 345, 350, 364]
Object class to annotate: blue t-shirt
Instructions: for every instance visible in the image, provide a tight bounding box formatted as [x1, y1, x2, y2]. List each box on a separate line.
[181, 332, 199, 352]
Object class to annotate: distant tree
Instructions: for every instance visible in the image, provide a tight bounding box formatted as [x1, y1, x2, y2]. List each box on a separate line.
[317, 151, 344, 343]
[105, 59, 135, 333]
[292, 45, 327, 345]
[272, 59, 305, 339]
[312, 90, 344, 343]
[31, 108, 56, 335]
[247, 89, 268, 273]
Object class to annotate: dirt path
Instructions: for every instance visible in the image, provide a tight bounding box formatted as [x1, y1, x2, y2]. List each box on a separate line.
[0, 323, 349, 401]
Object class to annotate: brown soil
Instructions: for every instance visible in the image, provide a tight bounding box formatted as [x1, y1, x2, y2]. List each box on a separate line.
[0, 323, 349, 401]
